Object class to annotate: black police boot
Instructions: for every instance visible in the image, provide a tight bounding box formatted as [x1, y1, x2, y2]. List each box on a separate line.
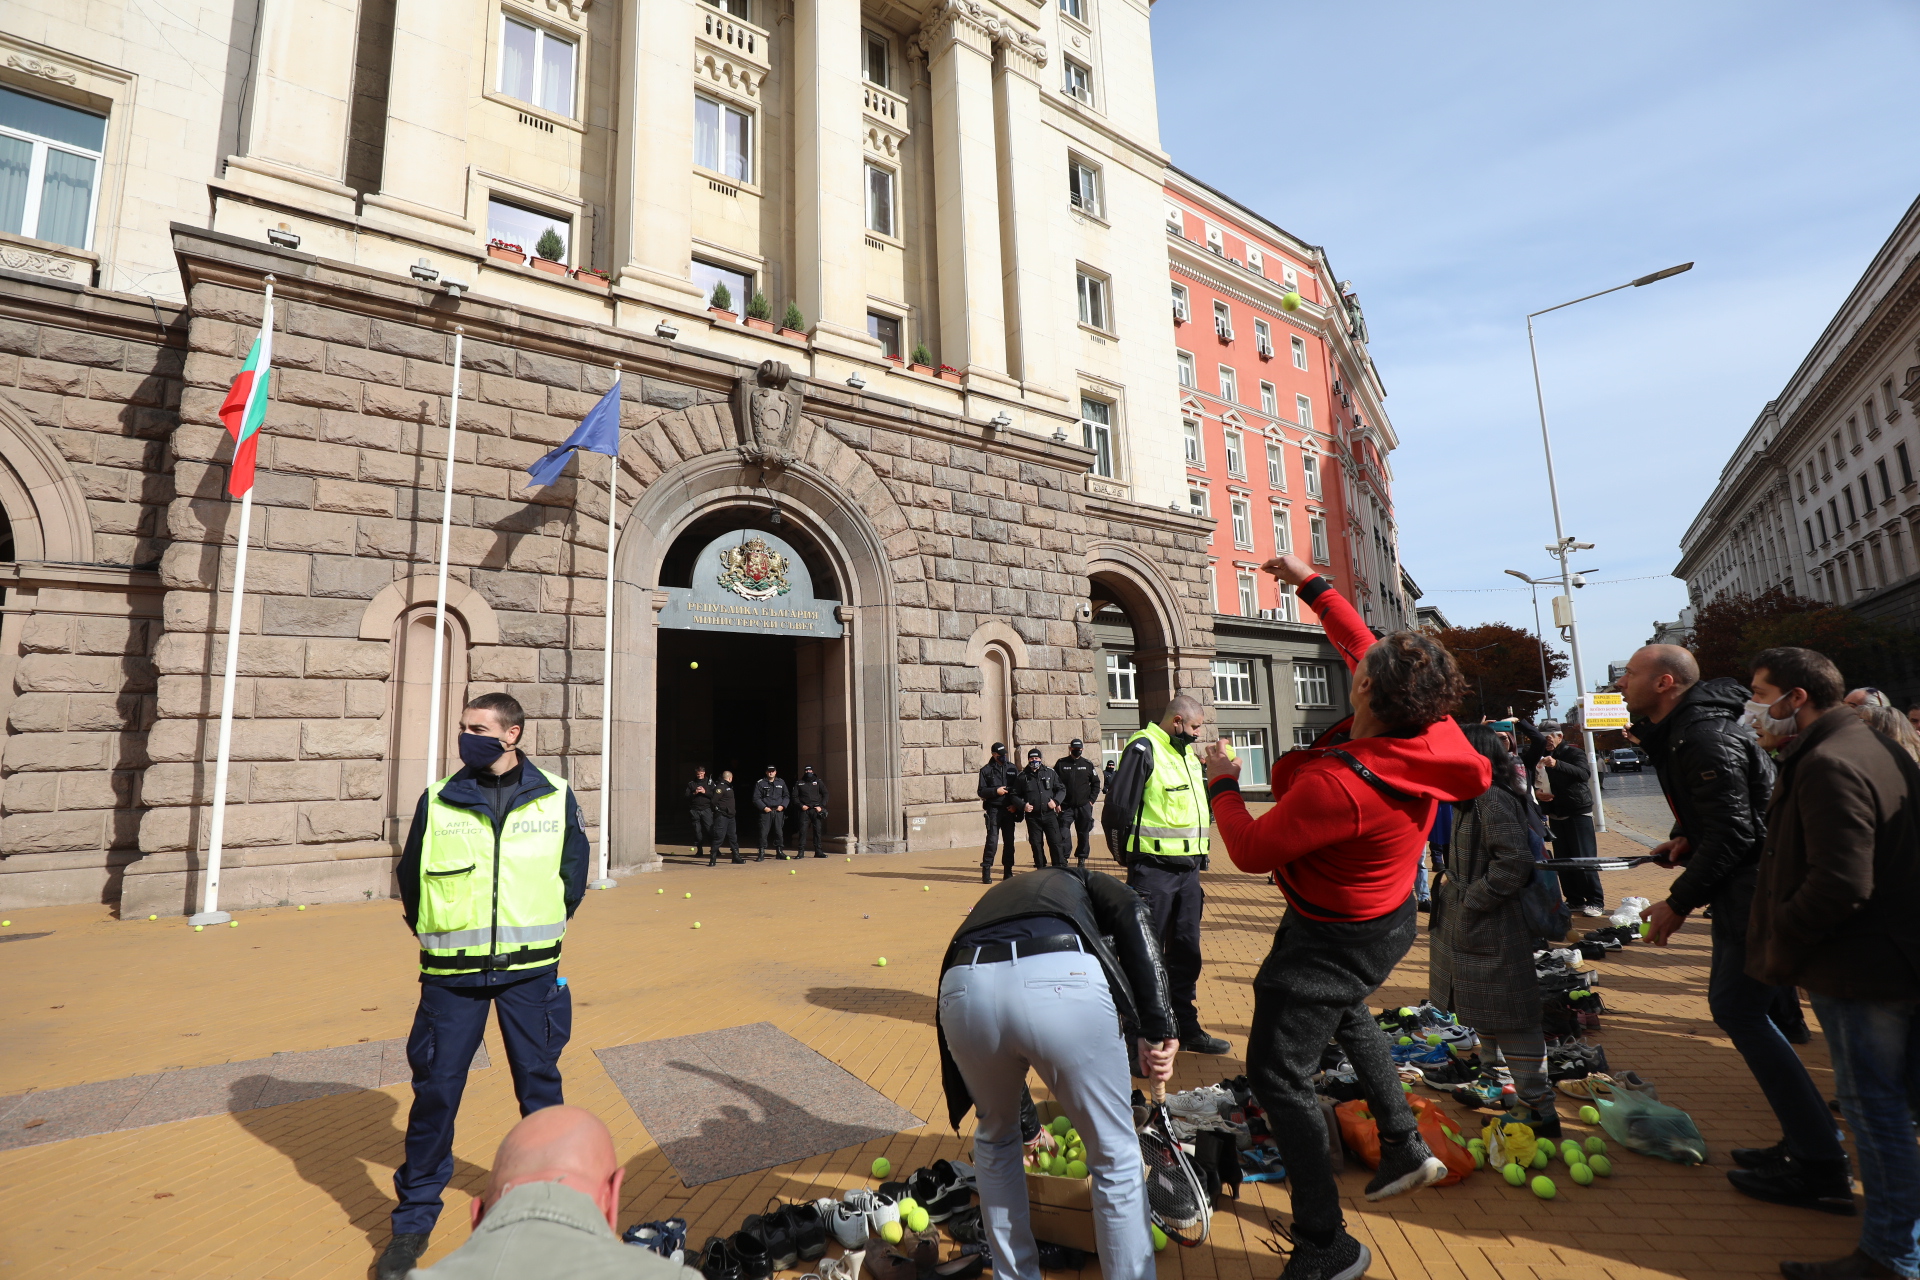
[376, 1233, 431, 1280]
[981, 864, 992, 884]
[814, 850, 827, 858]
[1002, 866, 1014, 881]
[731, 854, 745, 864]
[707, 852, 717, 867]
[1727, 1157, 1855, 1214]
[1179, 1027, 1233, 1055]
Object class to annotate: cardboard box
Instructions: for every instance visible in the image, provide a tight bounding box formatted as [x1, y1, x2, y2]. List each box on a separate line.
[1020, 1100, 1097, 1252]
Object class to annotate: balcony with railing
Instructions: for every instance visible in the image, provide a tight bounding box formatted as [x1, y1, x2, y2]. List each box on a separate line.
[863, 82, 911, 139]
[698, 7, 771, 76]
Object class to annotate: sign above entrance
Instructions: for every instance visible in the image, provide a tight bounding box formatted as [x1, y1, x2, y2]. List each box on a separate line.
[657, 530, 844, 638]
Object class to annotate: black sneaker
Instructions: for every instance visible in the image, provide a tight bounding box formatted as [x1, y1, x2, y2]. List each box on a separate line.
[1731, 1139, 1790, 1170]
[376, 1233, 431, 1280]
[700, 1236, 743, 1280]
[1278, 1229, 1371, 1280]
[1181, 1029, 1232, 1055]
[1363, 1133, 1447, 1201]
[1726, 1158, 1855, 1215]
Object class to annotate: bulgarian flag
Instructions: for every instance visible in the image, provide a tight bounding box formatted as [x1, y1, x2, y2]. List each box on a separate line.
[216, 303, 274, 497]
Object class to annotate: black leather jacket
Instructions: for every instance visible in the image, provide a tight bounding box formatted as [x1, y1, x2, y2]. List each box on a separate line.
[937, 867, 1176, 1129]
[685, 777, 716, 814]
[1635, 677, 1776, 914]
[1013, 763, 1064, 814]
[977, 757, 1021, 815]
[1054, 753, 1103, 806]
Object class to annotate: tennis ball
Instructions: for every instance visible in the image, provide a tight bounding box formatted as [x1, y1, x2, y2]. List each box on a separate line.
[693, 922, 701, 929]
[906, 1207, 929, 1233]
[0, 920, 7, 927]
[1401, 1081, 1412, 1093]
[897, 1197, 918, 1216]
[1050, 1117, 1070, 1134]
[690, 661, 699, 669]
[1280, 291, 1303, 312]
[1471, 1150, 1484, 1169]
[872, 1157, 892, 1178]
[193, 925, 203, 932]
[1530, 1175, 1556, 1199]
[296, 905, 305, 911]
[1151, 1225, 1168, 1252]
[880, 1222, 903, 1244]
[923, 885, 930, 891]
[1584, 1136, 1607, 1154]
[1398, 1035, 1413, 1045]
[1587, 1154, 1612, 1177]
[657, 888, 664, 894]
[1053, 1155, 1072, 1175]
[1066, 1159, 1087, 1179]
[1502, 1162, 1526, 1186]
[1532, 1148, 1549, 1170]
[791, 869, 797, 875]
[1579, 1105, 1600, 1124]
[230, 921, 238, 928]
[149, 914, 158, 920]
[1570, 1163, 1594, 1186]
[876, 957, 887, 967]
[684, 892, 692, 898]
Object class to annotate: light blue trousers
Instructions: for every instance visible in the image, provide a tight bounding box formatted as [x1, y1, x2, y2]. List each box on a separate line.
[938, 947, 1151, 1280]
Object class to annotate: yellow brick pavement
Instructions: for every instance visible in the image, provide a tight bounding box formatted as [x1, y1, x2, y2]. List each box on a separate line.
[0, 830, 1863, 1279]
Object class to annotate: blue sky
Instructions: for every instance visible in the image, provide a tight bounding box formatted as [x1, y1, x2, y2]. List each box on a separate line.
[1153, 0, 1920, 712]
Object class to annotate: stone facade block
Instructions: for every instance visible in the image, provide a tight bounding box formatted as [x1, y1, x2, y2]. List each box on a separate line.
[304, 639, 391, 679]
[1, 811, 105, 855]
[249, 761, 341, 802]
[260, 596, 364, 637]
[15, 653, 156, 694]
[300, 720, 386, 759]
[344, 680, 390, 718]
[3, 731, 107, 771]
[21, 615, 73, 652]
[254, 677, 347, 718]
[311, 554, 395, 599]
[313, 478, 397, 517]
[300, 800, 384, 843]
[266, 507, 357, 554]
[342, 760, 387, 799]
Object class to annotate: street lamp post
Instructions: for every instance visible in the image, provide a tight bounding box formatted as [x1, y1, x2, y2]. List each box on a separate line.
[1525, 261, 1692, 836]
[1504, 570, 1556, 718]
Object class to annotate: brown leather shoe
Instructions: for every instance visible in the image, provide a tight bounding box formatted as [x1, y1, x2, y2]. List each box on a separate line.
[862, 1248, 917, 1280]
[1780, 1250, 1901, 1279]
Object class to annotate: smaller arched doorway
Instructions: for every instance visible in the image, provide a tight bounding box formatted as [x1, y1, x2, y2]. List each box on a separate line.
[1086, 543, 1198, 769]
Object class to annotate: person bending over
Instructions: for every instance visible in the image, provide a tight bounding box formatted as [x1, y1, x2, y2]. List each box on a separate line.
[1202, 554, 1488, 1280]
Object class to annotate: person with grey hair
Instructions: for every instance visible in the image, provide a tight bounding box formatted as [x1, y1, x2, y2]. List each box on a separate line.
[1844, 687, 1892, 709]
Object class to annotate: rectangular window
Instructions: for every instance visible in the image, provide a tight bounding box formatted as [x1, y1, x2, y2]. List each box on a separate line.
[1260, 382, 1278, 416]
[1183, 418, 1202, 465]
[1829, 497, 1840, 536]
[1272, 506, 1292, 553]
[1820, 445, 1831, 475]
[864, 162, 895, 236]
[1235, 571, 1257, 616]
[1291, 334, 1308, 370]
[1804, 519, 1814, 554]
[1062, 58, 1092, 104]
[1245, 246, 1263, 275]
[1296, 394, 1313, 428]
[1205, 225, 1224, 255]
[1302, 452, 1321, 496]
[1213, 300, 1232, 340]
[1076, 268, 1110, 330]
[705, 0, 750, 14]
[1230, 497, 1252, 547]
[1900, 442, 1915, 488]
[1254, 318, 1272, 357]
[1848, 416, 1861, 449]
[1170, 283, 1189, 323]
[1294, 662, 1331, 707]
[1816, 508, 1829, 543]
[1213, 658, 1254, 703]
[1224, 429, 1245, 477]
[488, 196, 571, 263]
[866, 312, 901, 359]
[694, 94, 752, 181]
[1268, 443, 1286, 489]
[1188, 487, 1208, 517]
[1106, 653, 1137, 704]
[1293, 725, 1318, 749]
[1218, 366, 1237, 403]
[1863, 476, 1876, 515]
[863, 30, 890, 86]
[1281, 263, 1299, 290]
[1225, 728, 1269, 781]
[1309, 513, 1328, 562]
[500, 17, 576, 116]
[1102, 729, 1126, 770]
[0, 85, 107, 250]
[1277, 579, 1298, 620]
[1081, 397, 1114, 478]
[1176, 351, 1195, 388]
[1845, 487, 1858, 525]
[1879, 458, 1894, 503]
[1060, 0, 1085, 20]
[1068, 158, 1101, 215]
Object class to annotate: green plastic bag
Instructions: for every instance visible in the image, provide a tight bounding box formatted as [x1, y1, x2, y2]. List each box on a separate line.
[1573, 1079, 1707, 1165]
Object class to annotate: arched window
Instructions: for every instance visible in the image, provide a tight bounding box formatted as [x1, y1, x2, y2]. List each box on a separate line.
[978, 642, 1014, 754]
[385, 605, 469, 841]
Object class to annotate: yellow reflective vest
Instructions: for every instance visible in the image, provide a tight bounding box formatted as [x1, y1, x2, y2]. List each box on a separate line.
[416, 767, 570, 978]
[1119, 721, 1210, 860]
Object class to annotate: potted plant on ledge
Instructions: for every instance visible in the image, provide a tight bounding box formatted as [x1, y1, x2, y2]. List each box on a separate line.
[530, 228, 568, 275]
[487, 238, 525, 265]
[938, 364, 962, 384]
[744, 290, 776, 332]
[779, 301, 807, 341]
[909, 343, 936, 376]
[573, 267, 609, 290]
[708, 282, 737, 323]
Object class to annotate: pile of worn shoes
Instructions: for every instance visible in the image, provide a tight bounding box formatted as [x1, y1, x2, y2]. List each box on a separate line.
[690, 1163, 983, 1280]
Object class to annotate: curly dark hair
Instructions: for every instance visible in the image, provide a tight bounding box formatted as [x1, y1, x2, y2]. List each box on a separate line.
[1362, 631, 1468, 732]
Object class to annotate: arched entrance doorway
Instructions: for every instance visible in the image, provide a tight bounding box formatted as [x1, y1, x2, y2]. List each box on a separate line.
[1085, 542, 1198, 769]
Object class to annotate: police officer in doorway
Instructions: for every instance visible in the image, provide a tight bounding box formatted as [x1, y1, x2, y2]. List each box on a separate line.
[380, 692, 588, 1279]
[977, 743, 1021, 884]
[1053, 739, 1103, 869]
[753, 765, 790, 861]
[712, 769, 742, 865]
[794, 766, 830, 858]
[1101, 694, 1231, 1056]
[1016, 748, 1068, 869]
[685, 767, 716, 863]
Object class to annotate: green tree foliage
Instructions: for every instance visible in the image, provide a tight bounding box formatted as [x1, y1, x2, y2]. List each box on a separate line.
[746, 290, 772, 320]
[535, 227, 565, 260]
[910, 342, 934, 367]
[709, 281, 733, 311]
[1688, 587, 1913, 690]
[782, 300, 805, 330]
[1425, 622, 1571, 721]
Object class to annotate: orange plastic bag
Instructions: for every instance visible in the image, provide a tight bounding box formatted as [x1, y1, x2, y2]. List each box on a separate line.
[1334, 1096, 1473, 1186]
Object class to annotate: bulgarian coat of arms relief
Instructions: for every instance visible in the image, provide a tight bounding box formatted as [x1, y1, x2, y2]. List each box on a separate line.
[715, 536, 792, 600]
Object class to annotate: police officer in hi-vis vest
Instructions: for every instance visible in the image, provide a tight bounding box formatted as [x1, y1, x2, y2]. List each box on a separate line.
[379, 692, 589, 1280]
[1100, 693, 1231, 1057]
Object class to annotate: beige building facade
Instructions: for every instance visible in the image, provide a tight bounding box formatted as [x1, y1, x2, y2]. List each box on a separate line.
[0, 0, 1230, 912]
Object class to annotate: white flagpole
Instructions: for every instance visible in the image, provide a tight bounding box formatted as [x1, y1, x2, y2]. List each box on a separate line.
[590, 364, 621, 889]
[425, 326, 466, 793]
[191, 276, 274, 926]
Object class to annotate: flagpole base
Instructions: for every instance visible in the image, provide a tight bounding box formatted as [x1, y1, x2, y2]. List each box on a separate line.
[188, 911, 232, 926]
[589, 878, 617, 890]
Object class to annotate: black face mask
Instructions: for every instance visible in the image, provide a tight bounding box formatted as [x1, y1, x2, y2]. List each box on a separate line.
[459, 732, 507, 770]
[1168, 731, 1197, 751]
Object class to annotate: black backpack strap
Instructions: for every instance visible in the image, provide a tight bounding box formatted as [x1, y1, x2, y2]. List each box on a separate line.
[1325, 749, 1422, 804]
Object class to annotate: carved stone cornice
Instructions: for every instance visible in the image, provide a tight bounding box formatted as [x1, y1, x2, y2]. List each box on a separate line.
[909, 0, 1047, 67]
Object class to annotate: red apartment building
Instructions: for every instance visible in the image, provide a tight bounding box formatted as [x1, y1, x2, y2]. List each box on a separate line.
[1092, 168, 1416, 788]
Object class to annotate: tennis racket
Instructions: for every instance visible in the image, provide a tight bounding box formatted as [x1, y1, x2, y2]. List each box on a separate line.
[1542, 855, 1661, 871]
[1137, 1080, 1211, 1246]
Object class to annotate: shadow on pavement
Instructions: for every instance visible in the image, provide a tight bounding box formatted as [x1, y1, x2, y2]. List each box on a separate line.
[805, 986, 937, 1026]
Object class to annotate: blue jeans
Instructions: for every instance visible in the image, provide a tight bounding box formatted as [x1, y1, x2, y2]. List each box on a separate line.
[1414, 850, 1431, 902]
[1810, 994, 1920, 1277]
[1707, 876, 1845, 1162]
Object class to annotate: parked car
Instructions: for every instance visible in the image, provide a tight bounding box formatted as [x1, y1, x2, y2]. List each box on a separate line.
[1607, 747, 1643, 773]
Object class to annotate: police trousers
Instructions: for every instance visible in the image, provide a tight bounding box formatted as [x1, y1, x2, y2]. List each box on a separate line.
[689, 810, 714, 857]
[1025, 811, 1065, 869]
[713, 813, 740, 861]
[982, 811, 1019, 870]
[1065, 803, 1095, 862]
[1127, 863, 1205, 1033]
[757, 810, 785, 859]
[392, 974, 571, 1235]
[798, 808, 828, 857]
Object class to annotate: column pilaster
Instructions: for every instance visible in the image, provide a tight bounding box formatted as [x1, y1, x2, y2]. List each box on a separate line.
[220, 0, 362, 217]
[993, 35, 1067, 409]
[795, 0, 882, 357]
[360, 0, 479, 241]
[612, 0, 705, 312]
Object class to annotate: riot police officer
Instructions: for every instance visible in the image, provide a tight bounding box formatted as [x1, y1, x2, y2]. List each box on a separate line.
[976, 742, 1021, 884]
[1053, 738, 1103, 868]
[794, 766, 830, 858]
[713, 769, 742, 864]
[753, 765, 790, 861]
[380, 692, 588, 1279]
[1015, 748, 1068, 869]
[685, 767, 716, 863]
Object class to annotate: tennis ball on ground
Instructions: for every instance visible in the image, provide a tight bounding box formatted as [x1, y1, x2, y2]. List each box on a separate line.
[923, 885, 930, 891]
[1398, 1035, 1413, 1045]
[296, 905, 305, 911]
[1587, 1154, 1612, 1177]
[657, 888, 664, 894]
[193, 925, 203, 932]
[1532, 1148, 1549, 1170]
[897, 1198, 918, 1216]
[791, 869, 797, 875]
[1570, 1163, 1595, 1186]
[906, 1207, 929, 1233]
[1151, 1225, 1168, 1252]
[1584, 1136, 1607, 1154]
[1530, 1175, 1556, 1199]
[149, 914, 157, 920]
[1578, 1105, 1600, 1124]
[684, 892, 693, 898]
[1471, 1150, 1484, 1169]
[1502, 1162, 1526, 1186]
[230, 921, 238, 928]
[1066, 1159, 1087, 1179]
[693, 922, 701, 929]
[872, 1157, 892, 1179]
[880, 1222, 903, 1244]
[876, 957, 887, 967]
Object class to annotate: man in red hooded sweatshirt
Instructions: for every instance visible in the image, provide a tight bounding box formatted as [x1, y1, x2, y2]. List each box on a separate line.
[1201, 554, 1489, 1280]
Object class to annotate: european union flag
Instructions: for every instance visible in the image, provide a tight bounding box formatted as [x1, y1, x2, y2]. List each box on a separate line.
[524, 381, 621, 489]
